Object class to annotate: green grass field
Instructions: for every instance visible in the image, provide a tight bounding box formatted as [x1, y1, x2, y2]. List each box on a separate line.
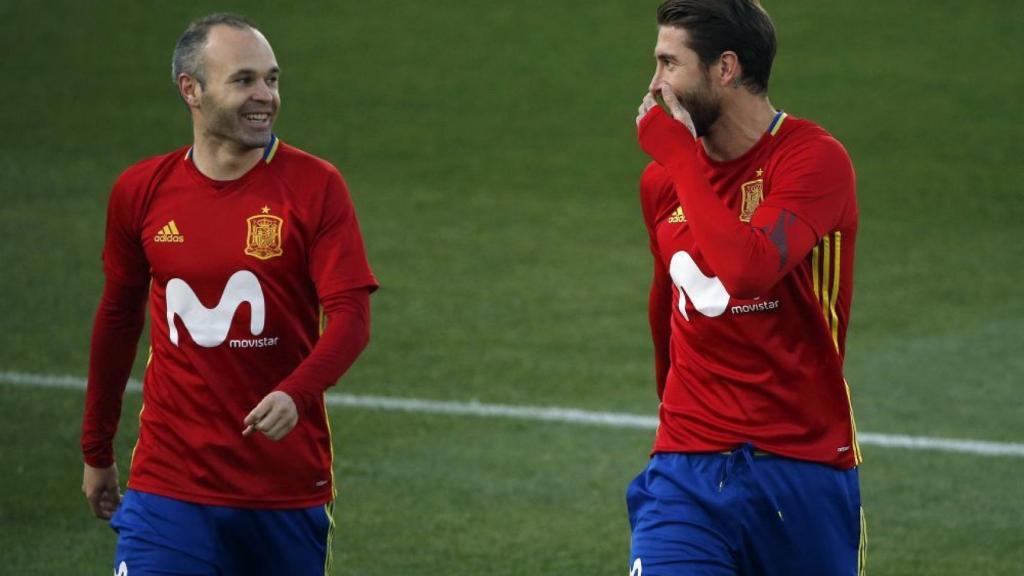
[2, 0, 1022, 573]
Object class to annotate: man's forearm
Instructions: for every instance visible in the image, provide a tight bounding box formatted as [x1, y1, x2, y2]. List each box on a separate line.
[81, 278, 148, 468]
[274, 288, 371, 415]
[639, 107, 813, 298]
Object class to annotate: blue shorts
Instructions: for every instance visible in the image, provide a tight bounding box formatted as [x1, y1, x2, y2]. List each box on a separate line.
[110, 490, 334, 576]
[627, 445, 866, 576]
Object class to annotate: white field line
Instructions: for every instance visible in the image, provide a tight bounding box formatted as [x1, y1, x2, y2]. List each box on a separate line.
[4, 370, 1023, 458]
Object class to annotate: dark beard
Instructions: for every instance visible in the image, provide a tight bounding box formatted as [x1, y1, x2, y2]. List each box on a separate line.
[202, 94, 273, 150]
[679, 78, 721, 138]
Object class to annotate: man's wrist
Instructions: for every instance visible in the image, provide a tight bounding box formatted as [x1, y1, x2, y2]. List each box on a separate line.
[638, 106, 698, 166]
[83, 453, 114, 468]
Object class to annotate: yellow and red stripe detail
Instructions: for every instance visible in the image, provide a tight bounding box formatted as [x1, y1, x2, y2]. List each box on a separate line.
[812, 231, 843, 352]
[812, 231, 862, 464]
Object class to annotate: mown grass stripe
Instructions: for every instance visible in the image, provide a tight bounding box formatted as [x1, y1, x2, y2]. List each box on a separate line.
[4, 370, 1023, 458]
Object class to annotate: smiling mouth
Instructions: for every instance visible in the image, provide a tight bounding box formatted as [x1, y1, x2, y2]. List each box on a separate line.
[242, 112, 272, 125]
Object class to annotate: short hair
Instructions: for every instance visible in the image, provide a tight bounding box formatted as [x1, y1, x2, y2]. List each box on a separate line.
[171, 13, 257, 86]
[656, 0, 776, 94]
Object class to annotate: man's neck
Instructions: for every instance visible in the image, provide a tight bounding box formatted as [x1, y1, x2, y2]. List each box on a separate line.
[190, 129, 264, 181]
[701, 94, 777, 162]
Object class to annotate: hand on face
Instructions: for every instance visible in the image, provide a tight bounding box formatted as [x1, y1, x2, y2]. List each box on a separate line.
[637, 84, 697, 139]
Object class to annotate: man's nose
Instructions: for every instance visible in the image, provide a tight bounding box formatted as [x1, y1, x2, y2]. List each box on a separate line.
[648, 72, 662, 94]
[252, 80, 273, 102]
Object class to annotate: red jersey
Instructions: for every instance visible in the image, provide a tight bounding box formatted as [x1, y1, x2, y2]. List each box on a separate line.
[84, 136, 378, 507]
[639, 109, 860, 469]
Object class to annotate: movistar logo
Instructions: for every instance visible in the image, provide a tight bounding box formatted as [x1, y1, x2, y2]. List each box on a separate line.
[730, 299, 780, 315]
[165, 270, 268, 348]
[669, 251, 731, 321]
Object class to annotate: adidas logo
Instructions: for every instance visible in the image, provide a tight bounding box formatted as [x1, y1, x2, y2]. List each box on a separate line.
[668, 206, 686, 223]
[154, 220, 185, 243]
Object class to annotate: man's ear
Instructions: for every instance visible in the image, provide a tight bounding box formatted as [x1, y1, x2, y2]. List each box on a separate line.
[718, 51, 742, 89]
[177, 74, 202, 107]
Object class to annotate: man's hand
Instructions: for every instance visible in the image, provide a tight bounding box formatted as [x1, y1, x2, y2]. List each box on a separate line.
[242, 391, 298, 441]
[637, 92, 661, 127]
[636, 84, 697, 139]
[83, 462, 121, 519]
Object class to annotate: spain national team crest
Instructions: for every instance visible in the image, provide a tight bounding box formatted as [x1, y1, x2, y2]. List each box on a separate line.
[739, 179, 764, 222]
[245, 206, 284, 260]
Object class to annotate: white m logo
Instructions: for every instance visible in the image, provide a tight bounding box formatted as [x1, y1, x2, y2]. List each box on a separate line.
[165, 270, 265, 348]
[669, 251, 731, 321]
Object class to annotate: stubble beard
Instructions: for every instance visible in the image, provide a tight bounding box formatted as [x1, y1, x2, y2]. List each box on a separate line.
[201, 93, 274, 150]
[680, 72, 721, 139]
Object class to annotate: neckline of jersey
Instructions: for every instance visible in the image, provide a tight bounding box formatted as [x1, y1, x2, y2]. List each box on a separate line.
[182, 135, 279, 191]
[698, 110, 787, 169]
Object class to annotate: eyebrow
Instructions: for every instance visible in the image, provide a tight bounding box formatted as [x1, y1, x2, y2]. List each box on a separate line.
[655, 53, 679, 63]
[227, 66, 280, 78]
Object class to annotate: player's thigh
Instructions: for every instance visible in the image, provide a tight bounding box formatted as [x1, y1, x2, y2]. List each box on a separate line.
[741, 461, 863, 576]
[113, 539, 218, 576]
[227, 503, 334, 575]
[111, 491, 219, 575]
[627, 456, 738, 576]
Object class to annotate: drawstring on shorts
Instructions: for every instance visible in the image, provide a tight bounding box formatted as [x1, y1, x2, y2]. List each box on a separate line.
[718, 443, 785, 522]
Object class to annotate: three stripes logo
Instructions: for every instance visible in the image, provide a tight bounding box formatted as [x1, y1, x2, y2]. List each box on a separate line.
[667, 206, 686, 223]
[154, 220, 184, 243]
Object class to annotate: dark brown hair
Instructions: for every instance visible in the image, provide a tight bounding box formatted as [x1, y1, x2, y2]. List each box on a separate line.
[656, 0, 776, 94]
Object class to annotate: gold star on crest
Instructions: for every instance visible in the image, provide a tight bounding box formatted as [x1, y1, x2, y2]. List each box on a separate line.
[756, 168, 764, 177]
[261, 205, 271, 214]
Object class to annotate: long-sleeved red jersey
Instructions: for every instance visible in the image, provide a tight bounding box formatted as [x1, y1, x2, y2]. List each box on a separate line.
[638, 107, 861, 469]
[82, 136, 378, 508]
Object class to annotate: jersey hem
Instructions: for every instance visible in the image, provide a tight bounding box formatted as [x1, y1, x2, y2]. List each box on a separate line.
[652, 440, 857, 470]
[126, 481, 334, 510]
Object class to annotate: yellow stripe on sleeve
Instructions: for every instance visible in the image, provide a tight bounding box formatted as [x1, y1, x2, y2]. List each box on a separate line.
[829, 232, 842, 351]
[821, 234, 832, 331]
[812, 244, 821, 303]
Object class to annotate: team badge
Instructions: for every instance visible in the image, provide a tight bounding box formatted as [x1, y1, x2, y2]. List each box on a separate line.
[245, 206, 284, 260]
[739, 179, 764, 222]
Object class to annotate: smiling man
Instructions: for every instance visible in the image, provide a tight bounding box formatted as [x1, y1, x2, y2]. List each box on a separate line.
[627, 1, 864, 575]
[80, 13, 378, 574]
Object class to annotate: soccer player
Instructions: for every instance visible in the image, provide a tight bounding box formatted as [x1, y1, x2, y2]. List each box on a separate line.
[80, 13, 378, 574]
[627, 1, 865, 574]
